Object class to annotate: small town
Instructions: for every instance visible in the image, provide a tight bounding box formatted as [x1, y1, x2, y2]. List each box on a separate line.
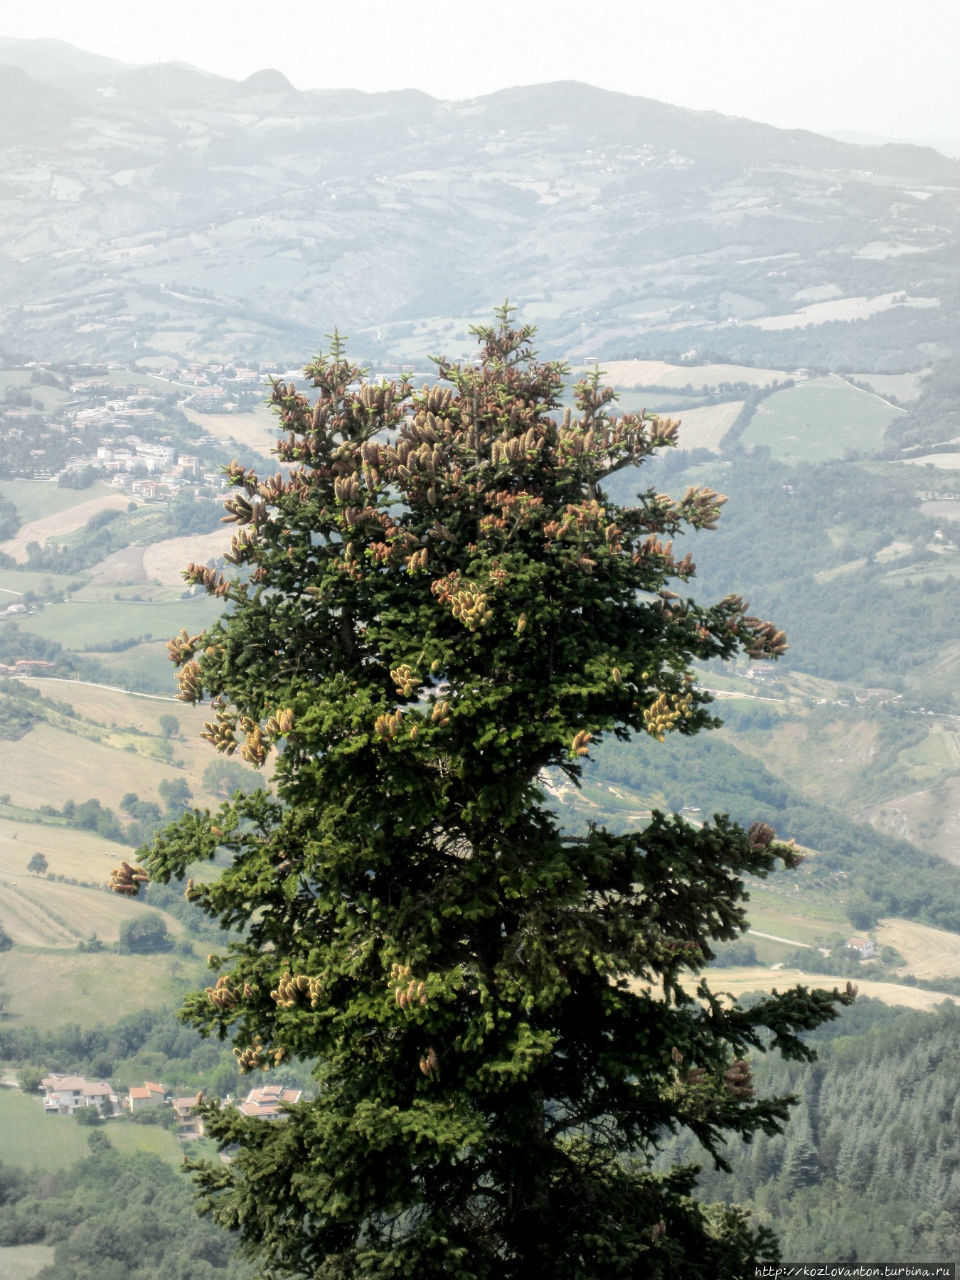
[36, 1071, 303, 1142]
[0, 360, 275, 496]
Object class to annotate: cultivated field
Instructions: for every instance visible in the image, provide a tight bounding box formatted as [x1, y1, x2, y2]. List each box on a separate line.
[11, 678, 261, 808]
[749, 292, 939, 331]
[902, 452, 960, 470]
[84, 544, 151, 585]
[0, 567, 86, 598]
[0, 877, 175, 948]
[0, 816, 132, 886]
[0, 479, 118, 526]
[741, 376, 904, 462]
[685, 967, 960, 1011]
[0, 720, 203, 812]
[19, 677, 199, 734]
[920, 499, 960, 523]
[182, 404, 278, 456]
[0, 1090, 91, 1168]
[744, 897, 847, 946]
[0, 1244, 56, 1280]
[82, 640, 177, 692]
[15, 594, 223, 648]
[0, 947, 205, 1029]
[594, 360, 794, 389]
[141, 528, 236, 586]
[876, 918, 960, 980]
[0, 493, 136, 563]
[673, 401, 744, 452]
[848, 370, 930, 402]
[0, 1089, 210, 1171]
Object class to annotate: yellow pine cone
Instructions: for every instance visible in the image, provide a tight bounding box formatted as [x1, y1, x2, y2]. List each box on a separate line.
[374, 710, 404, 739]
[390, 664, 419, 697]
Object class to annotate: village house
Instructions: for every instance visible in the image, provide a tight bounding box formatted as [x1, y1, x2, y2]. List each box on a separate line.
[847, 936, 877, 959]
[172, 1093, 206, 1140]
[238, 1085, 302, 1121]
[41, 1074, 116, 1116]
[127, 1081, 166, 1114]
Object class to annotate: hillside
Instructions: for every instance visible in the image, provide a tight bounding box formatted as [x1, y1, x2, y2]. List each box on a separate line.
[0, 48, 960, 1270]
[0, 42, 957, 377]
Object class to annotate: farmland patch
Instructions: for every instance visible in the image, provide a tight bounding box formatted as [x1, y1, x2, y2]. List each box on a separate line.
[748, 292, 940, 331]
[0, 947, 205, 1029]
[0, 493, 137, 564]
[0, 1244, 56, 1280]
[0, 480, 118, 527]
[141, 529, 235, 587]
[902, 452, 960, 471]
[875, 918, 960, 981]
[674, 401, 744, 452]
[741, 376, 904, 462]
[182, 404, 277, 456]
[595, 359, 793, 389]
[682, 967, 960, 1011]
[14, 594, 222, 649]
[0, 721, 198, 811]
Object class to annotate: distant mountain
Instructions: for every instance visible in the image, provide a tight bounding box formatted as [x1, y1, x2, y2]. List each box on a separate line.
[0, 39, 957, 370]
[828, 127, 960, 159]
[0, 36, 127, 81]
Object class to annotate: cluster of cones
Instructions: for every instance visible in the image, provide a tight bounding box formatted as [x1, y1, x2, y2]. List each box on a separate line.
[109, 860, 148, 897]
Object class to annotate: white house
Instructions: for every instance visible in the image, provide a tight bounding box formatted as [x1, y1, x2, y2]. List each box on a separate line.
[41, 1074, 115, 1116]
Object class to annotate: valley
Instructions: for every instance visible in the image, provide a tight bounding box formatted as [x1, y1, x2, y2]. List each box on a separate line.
[1, 37, 960, 1273]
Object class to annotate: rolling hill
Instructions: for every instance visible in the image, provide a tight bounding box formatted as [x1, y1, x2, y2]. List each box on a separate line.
[0, 40, 957, 377]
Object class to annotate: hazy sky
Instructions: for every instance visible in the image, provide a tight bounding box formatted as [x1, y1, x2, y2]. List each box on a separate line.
[3, 0, 959, 142]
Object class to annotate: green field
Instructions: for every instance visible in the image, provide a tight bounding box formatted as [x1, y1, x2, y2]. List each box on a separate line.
[15, 595, 223, 649]
[744, 887, 848, 945]
[13, 676, 236, 795]
[0, 720, 204, 811]
[105, 1121, 219, 1167]
[879, 556, 960, 588]
[742, 376, 904, 462]
[0, 567, 87, 599]
[0, 1089, 215, 1171]
[182, 402, 278, 456]
[0, 480, 117, 526]
[0, 948, 205, 1030]
[86, 640, 176, 692]
[0, 816, 135, 887]
[0, 1244, 56, 1280]
[0, 874, 184, 949]
[0, 1089, 101, 1169]
[848, 370, 930, 402]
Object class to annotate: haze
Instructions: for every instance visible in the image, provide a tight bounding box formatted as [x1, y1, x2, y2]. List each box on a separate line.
[2, 0, 958, 144]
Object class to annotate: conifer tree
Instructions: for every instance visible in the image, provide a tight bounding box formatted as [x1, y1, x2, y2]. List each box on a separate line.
[134, 308, 853, 1278]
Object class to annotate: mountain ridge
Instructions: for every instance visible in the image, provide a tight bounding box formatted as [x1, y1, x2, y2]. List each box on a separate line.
[0, 38, 957, 376]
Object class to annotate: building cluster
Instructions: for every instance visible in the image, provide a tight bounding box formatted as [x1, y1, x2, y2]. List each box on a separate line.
[0, 359, 269, 490]
[63, 376, 224, 496]
[38, 1072, 303, 1140]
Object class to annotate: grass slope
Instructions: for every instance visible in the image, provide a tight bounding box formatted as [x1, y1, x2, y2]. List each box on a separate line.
[742, 376, 904, 462]
[0, 721, 194, 811]
[689, 968, 960, 1011]
[0, 1244, 56, 1280]
[0, 480, 119, 526]
[0, 1089, 216, 1171]
[0, 948, 205, 1030]
[15, 594, 222, 649]
[0, 876, 182, 949]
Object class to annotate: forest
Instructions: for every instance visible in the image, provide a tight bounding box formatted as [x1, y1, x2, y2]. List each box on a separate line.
[661, 999, 960, 1262]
